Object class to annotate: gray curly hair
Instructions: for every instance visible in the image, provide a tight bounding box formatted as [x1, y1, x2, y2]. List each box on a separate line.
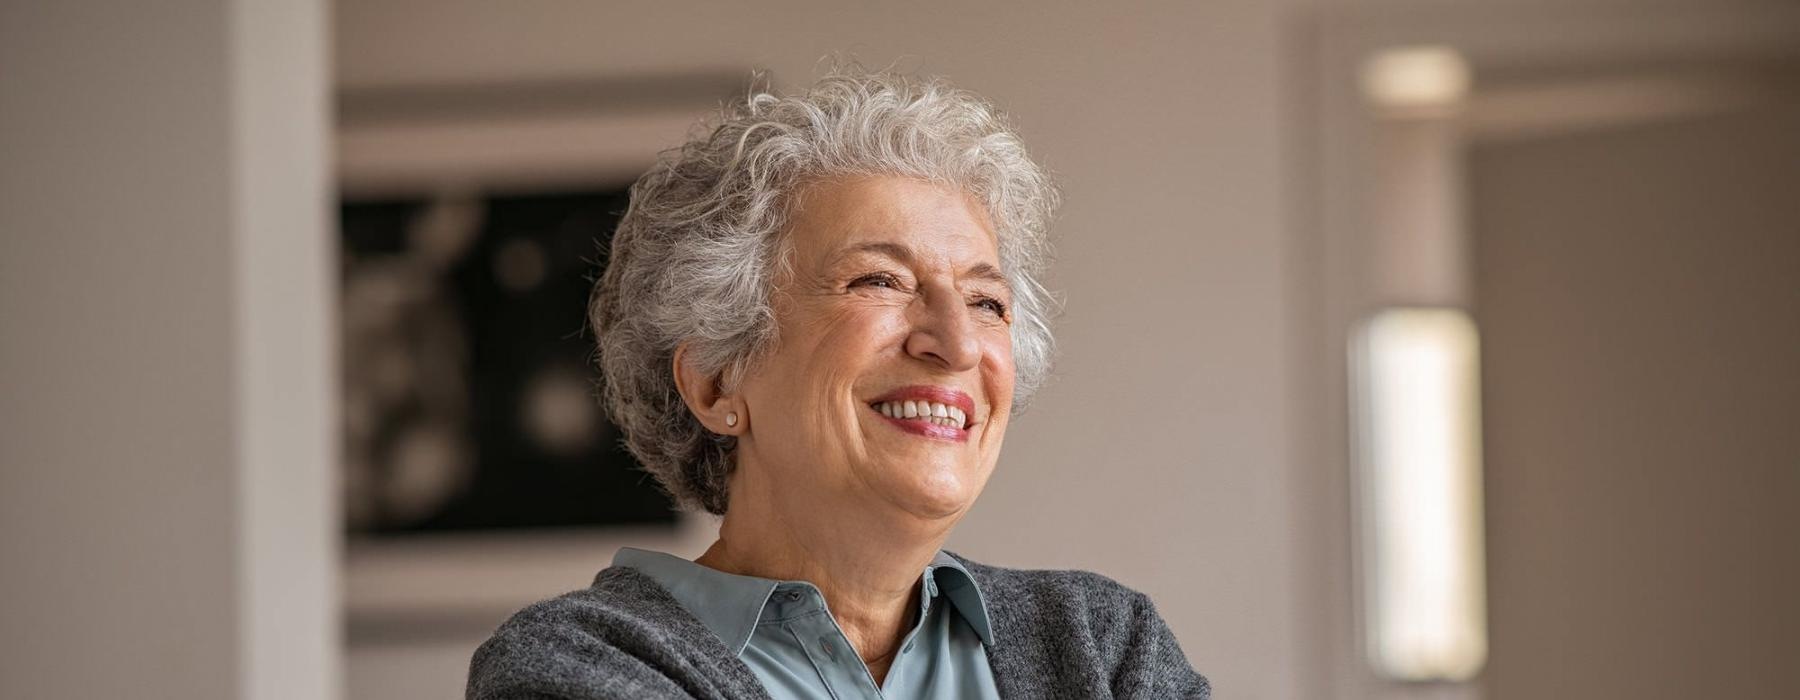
[591, 69, 1059, 515]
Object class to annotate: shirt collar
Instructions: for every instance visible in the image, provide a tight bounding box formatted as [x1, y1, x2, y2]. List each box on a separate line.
[613, 547, 995, 654]
[926, 550, 995, 646]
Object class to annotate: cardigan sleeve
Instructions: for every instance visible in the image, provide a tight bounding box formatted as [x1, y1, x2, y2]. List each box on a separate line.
[466, 612, 699, 700]
[1108, 590, 1211, 699]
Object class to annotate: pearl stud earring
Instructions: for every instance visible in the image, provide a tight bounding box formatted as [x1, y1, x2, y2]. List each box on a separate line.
[725, 412, 738, 428]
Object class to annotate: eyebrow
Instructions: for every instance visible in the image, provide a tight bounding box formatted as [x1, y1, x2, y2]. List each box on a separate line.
[834, 241, 1011, 289]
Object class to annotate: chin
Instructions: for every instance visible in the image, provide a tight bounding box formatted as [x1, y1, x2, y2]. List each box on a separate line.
[878, 468, 981, 521]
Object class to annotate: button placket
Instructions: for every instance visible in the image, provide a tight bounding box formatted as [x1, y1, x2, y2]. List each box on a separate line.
[788, 602, 882, 700]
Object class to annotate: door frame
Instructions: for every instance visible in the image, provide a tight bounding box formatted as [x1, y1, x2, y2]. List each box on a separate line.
[1293, 3, 1800, 698]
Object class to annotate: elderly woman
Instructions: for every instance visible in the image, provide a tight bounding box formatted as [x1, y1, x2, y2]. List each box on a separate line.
[469, 70, 1209, 700]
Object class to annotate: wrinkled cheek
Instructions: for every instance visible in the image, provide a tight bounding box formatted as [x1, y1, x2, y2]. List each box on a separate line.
[985, 348, 1017, 414]
[979, 418, 1010, 463]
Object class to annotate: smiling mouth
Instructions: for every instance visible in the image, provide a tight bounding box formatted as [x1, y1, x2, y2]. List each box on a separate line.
[869, 399, 970, 430]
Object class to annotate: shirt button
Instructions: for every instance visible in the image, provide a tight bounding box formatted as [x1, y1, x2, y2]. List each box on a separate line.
[785, 591, 802, 602]
[819, 638, 838, 660]
[903, 640, 915, 653]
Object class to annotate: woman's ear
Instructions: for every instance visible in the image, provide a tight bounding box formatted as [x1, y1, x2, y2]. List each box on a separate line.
[672, 343, 744, 435]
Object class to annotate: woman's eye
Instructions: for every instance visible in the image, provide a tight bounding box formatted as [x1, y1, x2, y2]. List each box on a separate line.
[974, 297, 1009, 316]
[851, 273, 900, 290]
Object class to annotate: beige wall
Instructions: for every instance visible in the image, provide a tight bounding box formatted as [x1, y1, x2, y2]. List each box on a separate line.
[336, 1, 1311, 698]
[1473, 94, 1800, 699]
[0, 1, 336, 698]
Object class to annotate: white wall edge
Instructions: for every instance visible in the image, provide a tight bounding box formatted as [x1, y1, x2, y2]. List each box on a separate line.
[230, 0, 339, 698]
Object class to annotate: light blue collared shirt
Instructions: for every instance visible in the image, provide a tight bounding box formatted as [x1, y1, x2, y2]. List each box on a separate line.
[613, 547, 1002, 700]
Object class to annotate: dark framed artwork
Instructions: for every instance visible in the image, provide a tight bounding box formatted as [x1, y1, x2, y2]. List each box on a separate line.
[339, 187, 678, 535]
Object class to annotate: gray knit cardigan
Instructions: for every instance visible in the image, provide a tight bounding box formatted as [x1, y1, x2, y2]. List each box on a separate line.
[468, 552, 1211, 699]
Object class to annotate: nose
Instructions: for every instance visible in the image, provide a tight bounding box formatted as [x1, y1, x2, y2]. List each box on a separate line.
[903, 282, 982, 371]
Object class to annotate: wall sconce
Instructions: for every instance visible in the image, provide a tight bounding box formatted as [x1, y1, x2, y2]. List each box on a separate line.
[1351, 307, 1488, 682]
[1361, 45, 1471, 117]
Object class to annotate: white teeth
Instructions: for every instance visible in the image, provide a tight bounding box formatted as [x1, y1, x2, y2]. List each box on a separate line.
[874, 400, 970, 429]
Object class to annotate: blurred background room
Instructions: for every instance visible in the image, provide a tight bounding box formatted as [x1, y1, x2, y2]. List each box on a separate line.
[3, 1, 1797, 699]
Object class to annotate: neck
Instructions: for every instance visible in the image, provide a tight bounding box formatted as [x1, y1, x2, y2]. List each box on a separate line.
[695, 464, 956, 681]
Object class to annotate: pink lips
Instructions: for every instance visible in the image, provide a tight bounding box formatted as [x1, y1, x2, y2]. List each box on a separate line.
[868, 385, 977, 442]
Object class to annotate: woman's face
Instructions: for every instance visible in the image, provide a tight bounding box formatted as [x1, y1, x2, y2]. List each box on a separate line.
[733, 176, 1016, 523]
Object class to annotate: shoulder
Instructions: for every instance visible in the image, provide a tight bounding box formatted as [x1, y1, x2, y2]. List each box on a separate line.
[467, 567, 756, 700]
[472, 566, 692, 664]
[949, 551, 1155, 625]
[946, 552, 1211, 700]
